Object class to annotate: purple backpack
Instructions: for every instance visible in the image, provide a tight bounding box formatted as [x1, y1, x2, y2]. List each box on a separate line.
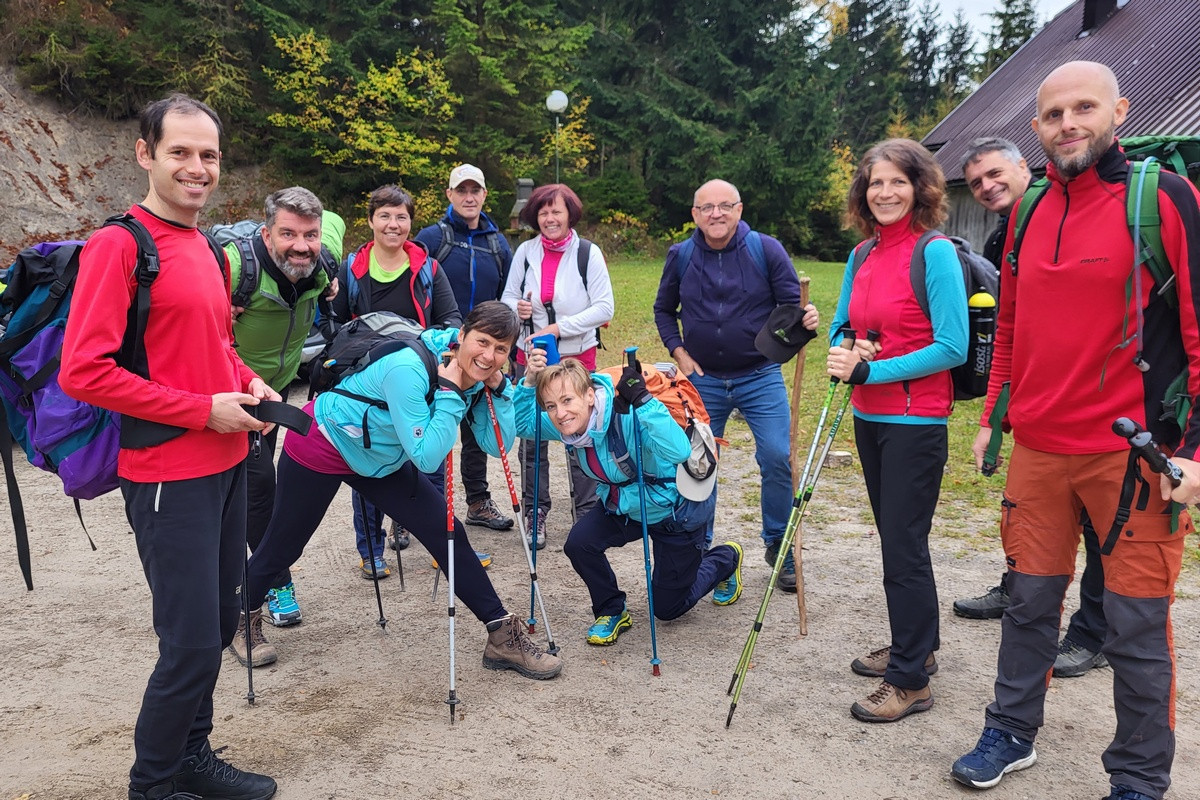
[0, 216, 224, 590]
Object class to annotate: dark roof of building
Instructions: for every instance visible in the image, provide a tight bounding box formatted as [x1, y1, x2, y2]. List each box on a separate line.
[923, 0, 1200, 183]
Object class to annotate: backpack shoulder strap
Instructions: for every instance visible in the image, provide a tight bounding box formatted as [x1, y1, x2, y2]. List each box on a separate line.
[104, 214, 159, 374]
[604, 418, 636, 482]
[908, 229, 944, 320]
[576, 237, 592, 292]
[229, 238, 259, 308]
[744, 230, 768, 281]
[345, 252, 366, 316]
[317, 244, 338, 283]
[434, 220, 455, 265]
[1126, 159, 1175, 306]
[849, 237, 878, 282]
[519, 252, 532, 295]
[1008, 177, 1050, 276]
[674, 238, 696, 283]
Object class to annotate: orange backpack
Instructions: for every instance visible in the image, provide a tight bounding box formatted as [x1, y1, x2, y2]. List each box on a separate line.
[598, 363, 711, 428]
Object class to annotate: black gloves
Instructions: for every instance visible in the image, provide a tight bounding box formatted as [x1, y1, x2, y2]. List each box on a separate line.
[612, 362, 652, 414]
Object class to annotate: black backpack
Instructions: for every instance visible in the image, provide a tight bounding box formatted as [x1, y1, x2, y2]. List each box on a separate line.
[850, 231, 999, 400]
[307, 311, 440, 448]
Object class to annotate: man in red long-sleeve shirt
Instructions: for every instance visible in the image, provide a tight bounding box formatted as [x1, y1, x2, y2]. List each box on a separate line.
[951, 61, 1200, 800]
[60, 94, 280, 800]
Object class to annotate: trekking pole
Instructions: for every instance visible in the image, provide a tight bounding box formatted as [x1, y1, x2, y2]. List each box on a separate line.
[356, 493, 388, 631]
[444, 450, 460, 724]
[390, 520, 405, 592]
[484, 389, 559, 654]
[726, 326, 869, 726]
[624, 346, 662, 676]
[526, 318, 541, 633]
[1106, 416, 1187, 556]
[241, 555, 256, 706]
[565, 443, 578, 526]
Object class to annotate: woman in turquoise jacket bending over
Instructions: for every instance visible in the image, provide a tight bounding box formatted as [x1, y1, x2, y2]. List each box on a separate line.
[515, 355, 743, 646]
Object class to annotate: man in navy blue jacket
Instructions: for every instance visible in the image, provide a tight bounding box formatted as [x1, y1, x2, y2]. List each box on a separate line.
[415, 164, 515, 530]
[654, 179, 818, 591]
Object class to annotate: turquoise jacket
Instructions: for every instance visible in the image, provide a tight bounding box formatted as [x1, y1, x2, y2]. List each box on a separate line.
[514, 373, 691, 524]
[314, 327, 515, 477]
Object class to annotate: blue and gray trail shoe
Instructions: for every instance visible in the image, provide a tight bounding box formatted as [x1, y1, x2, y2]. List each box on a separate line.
[586, 607, 632, 645]
[951, 727, 1037, 789]
[265, 582, 302, 627]
[713, 541, 744, 606]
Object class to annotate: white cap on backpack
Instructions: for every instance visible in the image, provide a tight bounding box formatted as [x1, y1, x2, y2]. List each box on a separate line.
[676, 420, 719, 501]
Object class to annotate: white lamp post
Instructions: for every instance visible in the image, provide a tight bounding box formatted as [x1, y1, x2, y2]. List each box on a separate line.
[546, 90, 568, 183]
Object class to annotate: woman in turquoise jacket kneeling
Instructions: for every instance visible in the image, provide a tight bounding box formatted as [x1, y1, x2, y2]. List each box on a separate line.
[515, 355, 744, 645]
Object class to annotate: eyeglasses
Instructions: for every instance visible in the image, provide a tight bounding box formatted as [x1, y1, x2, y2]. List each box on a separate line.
[693, 201, 741, 216]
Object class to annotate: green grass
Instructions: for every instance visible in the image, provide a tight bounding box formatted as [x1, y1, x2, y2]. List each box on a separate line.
[601, 254, 1012, 525]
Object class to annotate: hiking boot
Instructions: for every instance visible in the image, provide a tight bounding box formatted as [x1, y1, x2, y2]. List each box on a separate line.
[230, 610, 277, 668]
[264, 582, 302, 628]
[1053, 637, 1108, 677]
[466, 497, 514, 530]
[387, 520, 410, 550]
[360, 555, 391, 580]
[129, 783, 201, 800]
[525, 508, 547, 550]
[586, 607, 633, 645]
[1104, 786, 1157, 800]
[482, 613, 562, 680]
[174, 742, 277, 800]
[953, 584, 1010, 619]
[850, 680, 934, 722]
[951, 726, 1037, 789]
[850, 645, 938, 678]
[764, 542, 797, 593]
[431, 550, 493, 569]
[712, 541, 744, 606]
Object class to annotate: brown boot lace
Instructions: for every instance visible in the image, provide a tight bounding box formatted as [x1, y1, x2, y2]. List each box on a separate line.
[248, 612, 270, 647]
[865, 681, 896, 706]
[502, 615, 544, 656]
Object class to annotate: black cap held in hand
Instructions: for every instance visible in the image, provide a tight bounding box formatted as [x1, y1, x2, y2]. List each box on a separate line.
[755, 305, 817, 364]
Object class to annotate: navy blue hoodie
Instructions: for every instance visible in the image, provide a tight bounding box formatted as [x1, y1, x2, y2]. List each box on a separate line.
[654, 221, 801, 379]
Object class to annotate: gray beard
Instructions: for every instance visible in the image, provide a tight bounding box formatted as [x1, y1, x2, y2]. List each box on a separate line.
[270, 248, 318, 282]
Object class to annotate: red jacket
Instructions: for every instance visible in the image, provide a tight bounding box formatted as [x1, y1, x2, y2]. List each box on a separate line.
[984, 142, 1200, 458]
[61, 205, 258, 481]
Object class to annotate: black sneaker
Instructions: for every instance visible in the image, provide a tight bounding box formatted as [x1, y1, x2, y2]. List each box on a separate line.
[764, 542, 797, 593]
[174, 743, 277, 800]
[129, 785, 201, 800]
[953, 584, 1010, 619]
[1053, 637, 1108, 678]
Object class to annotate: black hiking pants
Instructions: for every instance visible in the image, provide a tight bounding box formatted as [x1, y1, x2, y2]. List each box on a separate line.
[122, 464, 247, 791]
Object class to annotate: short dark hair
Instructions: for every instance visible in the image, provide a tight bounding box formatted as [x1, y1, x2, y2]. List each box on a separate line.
[959, 137, 1024, 174]
[264, 187, 323, 228]
[139, 93, 223, 159]
[368, 185, 415, 220]
[519, 184, 583, 230]
[462, 300, 519, 345]
[845, 138, 948, 237]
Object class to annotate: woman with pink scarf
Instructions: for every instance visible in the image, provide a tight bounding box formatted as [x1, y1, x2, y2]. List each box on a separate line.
[502, 183, 615, 548]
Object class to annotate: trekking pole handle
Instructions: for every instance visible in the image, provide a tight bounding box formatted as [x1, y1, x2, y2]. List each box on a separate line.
[1113, 417, 1183, 487]
[625, 346, 638, 370]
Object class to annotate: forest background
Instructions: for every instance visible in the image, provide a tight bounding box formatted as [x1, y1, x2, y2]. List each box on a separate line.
[0, 0, 1048, 258]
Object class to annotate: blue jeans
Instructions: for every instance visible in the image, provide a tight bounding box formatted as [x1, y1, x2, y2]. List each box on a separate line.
[691, 364, 792, 548]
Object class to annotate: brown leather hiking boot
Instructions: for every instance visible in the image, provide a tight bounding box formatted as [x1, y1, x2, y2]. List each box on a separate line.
[482, 614, 562, 680]
[230, 610, 278, 668]
[850, 680, 934, 723]
[850, 645, 938, 678]
[466, 498, 514, 530]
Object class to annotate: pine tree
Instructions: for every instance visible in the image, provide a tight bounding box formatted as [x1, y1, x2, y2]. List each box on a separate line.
[979, 0, 1039, 79]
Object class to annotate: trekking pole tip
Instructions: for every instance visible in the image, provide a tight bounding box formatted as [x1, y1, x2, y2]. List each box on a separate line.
[725, 704, 736, 727]
[652, 662, 661, 677]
